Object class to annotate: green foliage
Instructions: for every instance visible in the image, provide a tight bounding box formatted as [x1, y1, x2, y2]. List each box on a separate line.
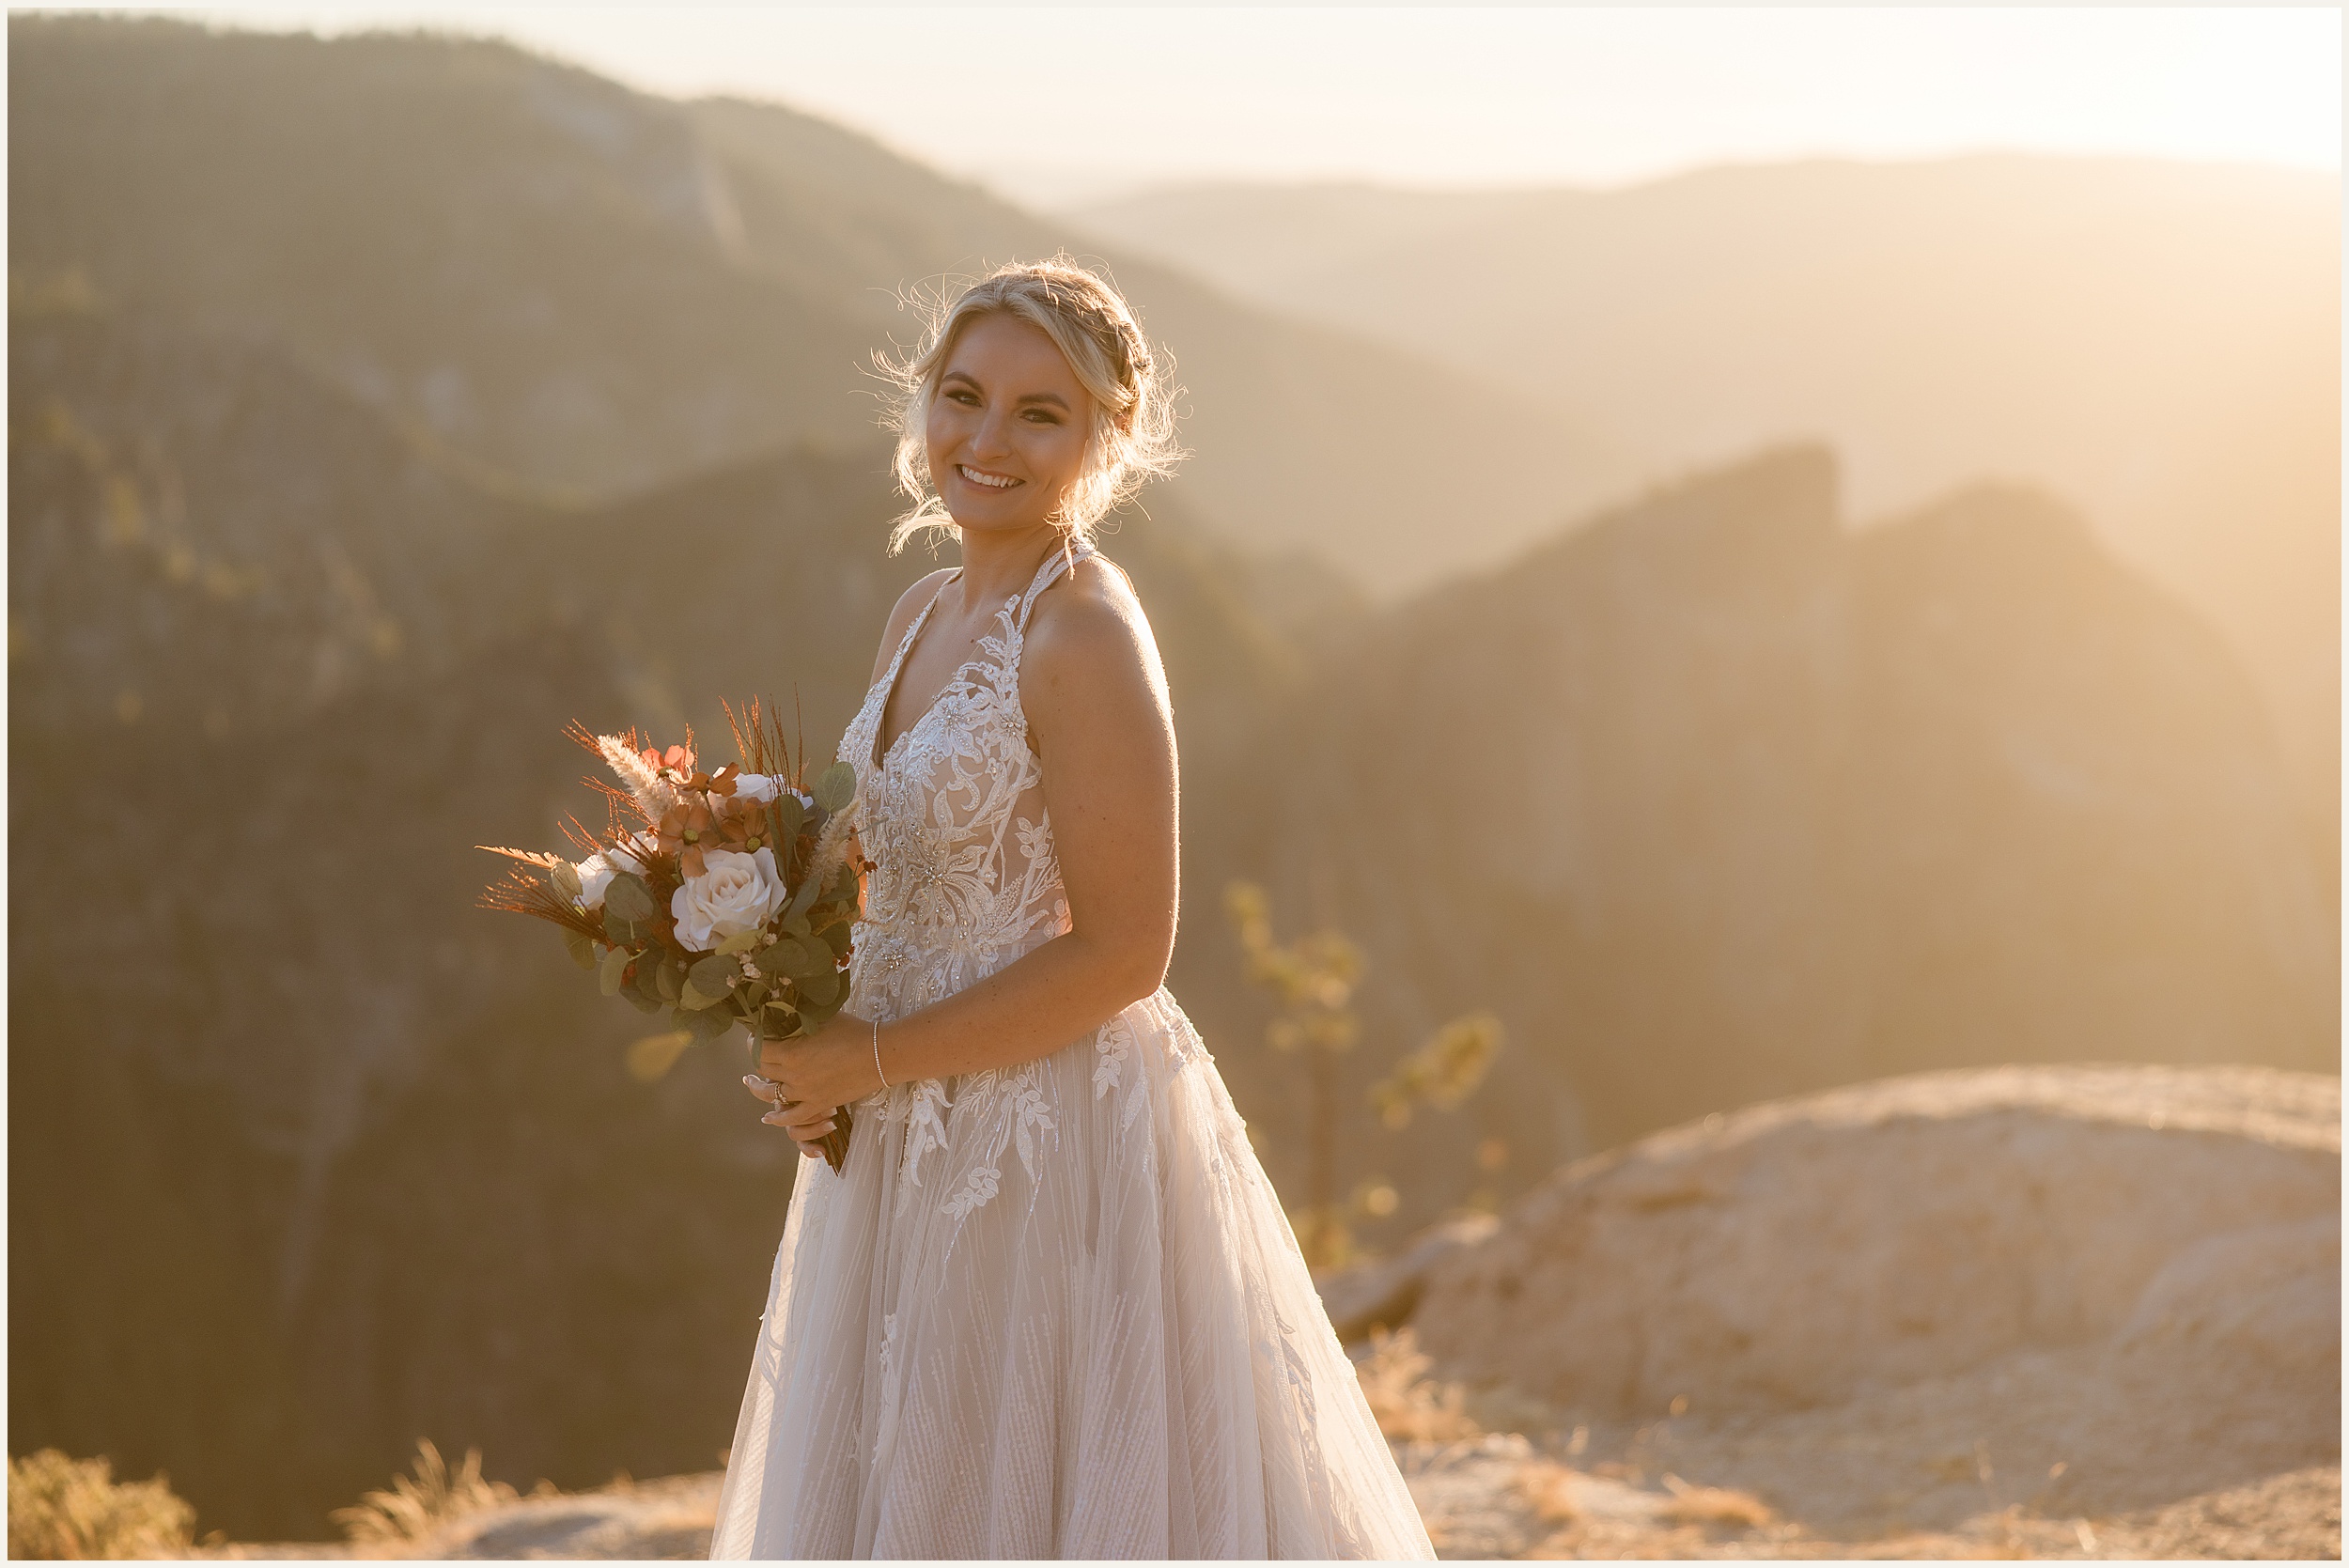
[811, 760, 856, 814]
[8, 1449, 195, 1560]
[596, 943, 630, 997]
[760, 936, 830, 982]
[678, 1001, 736, 1042]
[1369, 1013, 1506, 1129]
[1229, 881, 1503, 1269]
[601, 872, 656, 924]
[545, 860, 581, 901]
[1224, 880, 1361, 1052]
[560, 927, 595, 970]
[688, 954, 740, 998]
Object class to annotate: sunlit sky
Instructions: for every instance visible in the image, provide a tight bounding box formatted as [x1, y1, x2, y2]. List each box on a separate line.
[112, 6, 2349, 206]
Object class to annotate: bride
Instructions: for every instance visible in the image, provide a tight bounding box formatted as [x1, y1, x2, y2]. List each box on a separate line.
[709, 258, 1436, 1560]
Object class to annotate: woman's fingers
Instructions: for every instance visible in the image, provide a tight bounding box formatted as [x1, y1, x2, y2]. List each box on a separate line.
[742, 1073, 836, 1159]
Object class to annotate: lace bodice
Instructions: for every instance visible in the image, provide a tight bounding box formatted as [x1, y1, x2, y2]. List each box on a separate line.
[839, 542, 1084, 1019]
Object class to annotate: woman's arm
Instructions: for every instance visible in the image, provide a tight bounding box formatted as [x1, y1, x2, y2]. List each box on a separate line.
[753, 558, 1179, 1148]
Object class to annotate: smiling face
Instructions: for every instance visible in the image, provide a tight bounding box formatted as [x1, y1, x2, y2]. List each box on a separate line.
[926, 311, 1096, 538]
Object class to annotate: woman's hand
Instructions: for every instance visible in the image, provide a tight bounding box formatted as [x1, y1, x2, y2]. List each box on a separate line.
[740, 1012, 884, 1154]
[741, 1074, 838, 1158]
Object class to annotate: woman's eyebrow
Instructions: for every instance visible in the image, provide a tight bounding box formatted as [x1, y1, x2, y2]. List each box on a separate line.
[1015, 391, 1070, 410]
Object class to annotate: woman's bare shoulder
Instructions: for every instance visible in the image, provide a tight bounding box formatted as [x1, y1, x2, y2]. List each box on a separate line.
[868, 567, 958, 685]
[1021, 553, 1168, 713]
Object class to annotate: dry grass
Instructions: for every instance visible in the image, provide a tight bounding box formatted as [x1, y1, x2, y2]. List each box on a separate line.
[8, 1448, 196, 1560]
[1657, 1470, 1777, 1528]
[1516, 1459, 1583, 1524]
[1356, 1326, 1483, 1444]
[329, 1439, 524, 1545]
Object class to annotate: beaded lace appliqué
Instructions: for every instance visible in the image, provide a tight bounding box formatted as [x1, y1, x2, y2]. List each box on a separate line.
[838, 546, 1132, 1223]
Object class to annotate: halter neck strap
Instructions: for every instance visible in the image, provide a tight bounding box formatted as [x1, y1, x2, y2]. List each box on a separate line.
[1015, 537, 1093, 635]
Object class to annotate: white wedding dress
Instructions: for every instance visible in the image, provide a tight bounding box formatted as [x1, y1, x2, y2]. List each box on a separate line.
[708, 543, 1436, 1560]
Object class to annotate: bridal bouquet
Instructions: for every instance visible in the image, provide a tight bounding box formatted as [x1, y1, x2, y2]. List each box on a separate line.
[479, 701, 865, 1172]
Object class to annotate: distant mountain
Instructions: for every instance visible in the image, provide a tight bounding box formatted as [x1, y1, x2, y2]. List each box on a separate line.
[8, 15, 1639, 587]
[1202, 445, 2336, 1179]
[1071, 160, 2343, 866]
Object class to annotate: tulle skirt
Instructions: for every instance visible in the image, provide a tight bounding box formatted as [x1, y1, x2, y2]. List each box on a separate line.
[707, 986, 1437, 1560]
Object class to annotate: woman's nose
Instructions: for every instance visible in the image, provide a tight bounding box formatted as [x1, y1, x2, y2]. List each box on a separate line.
[971, 406, 1014, 458]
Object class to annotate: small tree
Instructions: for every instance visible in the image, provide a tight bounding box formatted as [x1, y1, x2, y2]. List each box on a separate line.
[1226, 882, 1507, 1270]
[1225, 880, 1362, 1269]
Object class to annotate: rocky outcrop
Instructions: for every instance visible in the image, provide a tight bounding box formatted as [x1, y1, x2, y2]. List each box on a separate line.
[1404, 1063, 2339, 1528]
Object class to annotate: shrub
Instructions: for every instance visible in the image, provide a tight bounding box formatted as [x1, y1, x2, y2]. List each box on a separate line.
[7, 1449, 196, 1560]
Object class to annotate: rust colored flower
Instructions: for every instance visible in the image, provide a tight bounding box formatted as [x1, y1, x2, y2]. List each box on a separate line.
[641, 743, 697, 778]
[656, 797, 719, 878]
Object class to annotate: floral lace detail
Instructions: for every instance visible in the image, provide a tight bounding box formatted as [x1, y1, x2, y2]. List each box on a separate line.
[840, 544, 1133, 1225]
[892, 1079, 953, 1217]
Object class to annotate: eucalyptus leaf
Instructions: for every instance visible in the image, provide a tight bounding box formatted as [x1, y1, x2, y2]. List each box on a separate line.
[654, 959, 682, 1003]
[604, 872, 657, 924]
[715, 929, 762, 955]
[621, 981, 661, 1015]
[813, 761, 857, 814]
[603, 914, 644, 949]
[548, 861, 583, 900]
[562, 928, 597, 970]
[761, 937, 820, 981]
[681, 1002, 735, 1041]
[689, 954, 741, 997]
[677, 980, 722, 1012]
[817, 920, 853, 957]
[796, 965, 840, 1007]
[775, 794, 805, 844]
[598, 943, 630, 997]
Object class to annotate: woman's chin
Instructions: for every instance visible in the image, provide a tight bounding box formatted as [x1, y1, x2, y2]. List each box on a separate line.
[946, 500, 1057, 537]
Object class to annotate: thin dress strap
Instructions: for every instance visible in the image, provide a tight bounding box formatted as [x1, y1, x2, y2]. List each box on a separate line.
[881, 569, 960, 689]
[1013, 537, 1093, 639]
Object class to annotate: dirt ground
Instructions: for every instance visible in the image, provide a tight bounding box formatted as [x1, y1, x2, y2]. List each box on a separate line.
[205, 1427, 2340, 1560]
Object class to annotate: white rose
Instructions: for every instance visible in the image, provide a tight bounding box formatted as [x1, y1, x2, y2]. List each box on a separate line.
[574, 854, 616, 909]
[730, 775, 815, 812]
[573, 845, 647, 909]
[671, 846, 787, 951]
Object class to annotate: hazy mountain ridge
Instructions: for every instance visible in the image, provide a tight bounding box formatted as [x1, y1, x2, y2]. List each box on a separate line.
[1217, 446, 2334, 1171]
[1072, 159, 2342, 866]
[9, 14, 1637, 583]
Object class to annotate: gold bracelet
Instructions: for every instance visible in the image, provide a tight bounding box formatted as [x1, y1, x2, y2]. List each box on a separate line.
[872, 1016, 888, 1091]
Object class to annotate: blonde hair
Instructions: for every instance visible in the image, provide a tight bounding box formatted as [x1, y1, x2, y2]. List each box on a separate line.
[877, 256, 1183, 554]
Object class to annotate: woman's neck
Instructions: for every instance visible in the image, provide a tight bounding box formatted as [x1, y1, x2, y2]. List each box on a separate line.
[951, 521, 1068, 609]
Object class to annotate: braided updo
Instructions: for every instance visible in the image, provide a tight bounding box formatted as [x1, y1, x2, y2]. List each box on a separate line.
[878, 256, 1184, 554]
